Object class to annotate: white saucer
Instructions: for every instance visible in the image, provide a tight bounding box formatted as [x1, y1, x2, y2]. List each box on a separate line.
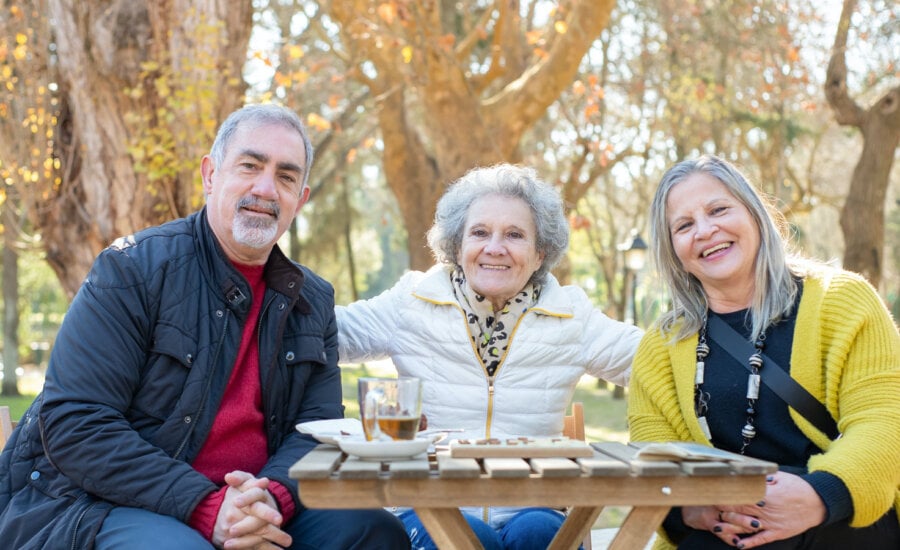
[296, 418, 364, 445]
[337, 436, 432, 461]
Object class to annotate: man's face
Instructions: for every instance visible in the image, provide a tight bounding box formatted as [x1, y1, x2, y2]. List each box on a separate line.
[201, 122, 309, 265]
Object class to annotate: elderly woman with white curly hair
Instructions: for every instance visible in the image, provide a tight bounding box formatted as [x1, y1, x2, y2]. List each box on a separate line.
[337, 163, 642, 550]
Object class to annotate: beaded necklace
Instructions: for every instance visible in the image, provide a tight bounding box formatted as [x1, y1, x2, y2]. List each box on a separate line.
[694, 315, 766, 454]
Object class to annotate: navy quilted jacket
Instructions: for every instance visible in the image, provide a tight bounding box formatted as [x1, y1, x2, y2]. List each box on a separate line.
[0, 208, 343, 549]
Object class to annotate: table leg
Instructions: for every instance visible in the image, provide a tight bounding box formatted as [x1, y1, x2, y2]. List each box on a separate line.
[608, 505, 670, 550]
[547, 506, 603, 550]
[415, 507, 483, 549]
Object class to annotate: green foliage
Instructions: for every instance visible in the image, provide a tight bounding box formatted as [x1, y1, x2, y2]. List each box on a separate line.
[123, 19, 231, 215]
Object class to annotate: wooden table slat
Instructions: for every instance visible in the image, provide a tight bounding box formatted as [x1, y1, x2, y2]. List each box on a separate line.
[337, 457, 381, 479]
[679, 460, 735, 476]
[388, 458, 432, 478]
[287, 447, 343, 479]
[436, 453, 482, 479]
[482, 457, 532, 478]
[729, 455, 780, 475]
[577, 450, 632, 476]
[529, 457, 582, 478]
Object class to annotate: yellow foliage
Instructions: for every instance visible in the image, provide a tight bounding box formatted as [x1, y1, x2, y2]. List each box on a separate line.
[554, 21, 568, 35]
[288, 45, 304, 60]
[1, 66, 11, 79]
[13, 45, 26, 60]
[16, 33, 27, 46]
[401, 45, 412, 64]
[306, 112, 331, 132]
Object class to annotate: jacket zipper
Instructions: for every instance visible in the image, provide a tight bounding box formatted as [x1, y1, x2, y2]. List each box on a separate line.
[173, 309, 230, 460]
[69, 500, 98, 550]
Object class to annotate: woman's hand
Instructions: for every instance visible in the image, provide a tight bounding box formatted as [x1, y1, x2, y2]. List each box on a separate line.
[710, 471, 826, 548]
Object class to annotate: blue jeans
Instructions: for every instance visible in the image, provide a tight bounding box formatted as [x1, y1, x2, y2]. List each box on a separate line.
[400, 507, 570, 550]
[95, 505, 410, 549]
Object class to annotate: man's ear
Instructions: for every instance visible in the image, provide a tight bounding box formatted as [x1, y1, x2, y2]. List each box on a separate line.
[200, 155, 215, 194]
[294, 184, 311, 215]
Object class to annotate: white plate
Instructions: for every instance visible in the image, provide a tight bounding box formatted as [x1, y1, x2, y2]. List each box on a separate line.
[337, 436, 432, 461]
[296, 418, 364, 445]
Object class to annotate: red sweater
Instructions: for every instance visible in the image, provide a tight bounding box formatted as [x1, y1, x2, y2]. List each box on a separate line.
[188, 263, 295, 539]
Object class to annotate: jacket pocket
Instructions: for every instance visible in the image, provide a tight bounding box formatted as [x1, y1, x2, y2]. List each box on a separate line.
[132, 323, 198, 422]
[282, 334, 327, 368]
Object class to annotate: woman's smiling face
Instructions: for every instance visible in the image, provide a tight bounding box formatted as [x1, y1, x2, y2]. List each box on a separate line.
[666, 172, 760, 311]
[459, 193, 544, 311]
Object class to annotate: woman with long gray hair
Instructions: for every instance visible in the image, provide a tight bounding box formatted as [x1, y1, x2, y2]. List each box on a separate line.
[628, 155, 900, 549]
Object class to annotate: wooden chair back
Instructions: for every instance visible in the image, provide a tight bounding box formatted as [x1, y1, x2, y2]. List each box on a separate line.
[1, 405, 17, 448]
[562, 402, 592, 550]
[563, 401, 585, 441]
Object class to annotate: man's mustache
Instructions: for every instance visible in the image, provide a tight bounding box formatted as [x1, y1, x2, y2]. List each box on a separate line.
[237, 196, 280, 219]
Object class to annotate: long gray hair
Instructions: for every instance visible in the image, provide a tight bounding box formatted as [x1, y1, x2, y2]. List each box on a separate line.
[426, 164, 569, 286]
[650, 155, 802, 342]
[209, 103, 315, 191]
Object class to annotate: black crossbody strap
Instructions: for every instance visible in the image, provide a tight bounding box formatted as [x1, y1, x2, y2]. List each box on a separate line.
[707, 315, 840, 440]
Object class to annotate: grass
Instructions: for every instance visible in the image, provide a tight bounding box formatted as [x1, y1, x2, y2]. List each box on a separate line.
[2, 361, 633, 529]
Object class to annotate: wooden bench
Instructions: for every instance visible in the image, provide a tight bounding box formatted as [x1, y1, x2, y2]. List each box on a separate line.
[1, 405, 18, 447]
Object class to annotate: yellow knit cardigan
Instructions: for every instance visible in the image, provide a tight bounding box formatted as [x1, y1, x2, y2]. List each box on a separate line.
[628, 268, 900, 549]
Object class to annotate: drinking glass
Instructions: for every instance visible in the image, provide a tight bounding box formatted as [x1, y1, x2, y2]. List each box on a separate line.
[357, 377, 422, 441]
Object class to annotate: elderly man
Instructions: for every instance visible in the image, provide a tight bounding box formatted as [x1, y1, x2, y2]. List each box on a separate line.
[0, 104, 409, 550]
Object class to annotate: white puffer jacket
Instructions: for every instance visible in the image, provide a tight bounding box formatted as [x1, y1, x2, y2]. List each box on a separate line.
[336, 264, 642, 440]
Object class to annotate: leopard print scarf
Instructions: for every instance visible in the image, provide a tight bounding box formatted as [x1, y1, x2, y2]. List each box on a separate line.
[450, 267, 540, 377]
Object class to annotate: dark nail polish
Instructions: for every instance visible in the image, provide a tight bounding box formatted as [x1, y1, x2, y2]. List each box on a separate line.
[732, 538, 739, 545]
[737, 544, 745, 550]
[757, 500, 766, 507]
[713, 526, 722, 533]
[766, 475, 774, 482]
[751, 519, 760, 528]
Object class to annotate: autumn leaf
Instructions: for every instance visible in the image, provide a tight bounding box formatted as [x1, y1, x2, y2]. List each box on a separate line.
[786, 47, 799, 63]
[346, 148, 357, 163]
[288, 45, 304, 60]
[306, 112, 331, 132]
[572, 80, 586, 96]
[526, 30, 542, 46]
[377, 3, 397, 24]
[401, 45, 413, 64]
[554, 21, 568, 34]
[437, 33, 456, 52]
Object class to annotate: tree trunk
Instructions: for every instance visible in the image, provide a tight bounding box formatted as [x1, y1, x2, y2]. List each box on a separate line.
[824, 0, 900, 288]
[330, 0, 616, 271]
[42, 0, 253, 298]
[2, 200, 20, 397]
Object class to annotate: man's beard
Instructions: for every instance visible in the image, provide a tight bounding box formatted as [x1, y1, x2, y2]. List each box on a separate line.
[232, 197, 280, 248]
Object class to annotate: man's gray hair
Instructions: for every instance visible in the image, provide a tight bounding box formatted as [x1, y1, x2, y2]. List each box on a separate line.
[209, 103, 315, 190]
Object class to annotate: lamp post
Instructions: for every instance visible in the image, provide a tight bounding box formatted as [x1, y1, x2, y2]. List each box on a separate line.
[611, 232, 647, 399]
[620, 232, 648, 325]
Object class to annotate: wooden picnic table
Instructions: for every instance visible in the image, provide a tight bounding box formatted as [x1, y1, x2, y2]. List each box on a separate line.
[289, 441, 777, 550]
